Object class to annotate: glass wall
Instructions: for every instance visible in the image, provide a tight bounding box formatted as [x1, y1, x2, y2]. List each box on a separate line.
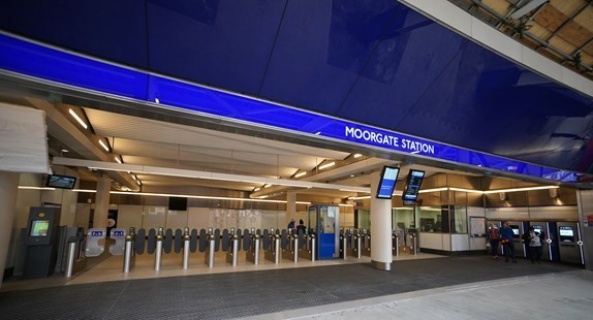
[392, 207, 415, 230]
[416, 205, 468, 234]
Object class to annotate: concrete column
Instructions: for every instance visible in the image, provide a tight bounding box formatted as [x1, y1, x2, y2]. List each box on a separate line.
[0, 171, 20, 289]
[370, 171, 393, 271]
[287, 191, 296, 223]
[93, 176, 111, 228]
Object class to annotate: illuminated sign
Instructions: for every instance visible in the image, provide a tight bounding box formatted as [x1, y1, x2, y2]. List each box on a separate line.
[0, 33, 580, 183]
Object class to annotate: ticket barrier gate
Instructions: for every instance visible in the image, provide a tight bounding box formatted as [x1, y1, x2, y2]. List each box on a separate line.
[361, 229, 371, 257]
[298, 231, 316, 261]
[246, 228, 261, 265]
[200, 228, 219, 268]
[347, 230, 362, 259]
[281, 230, 299, 262]
[399, 229, 418, 255]
[392, 230, 401, 256]
[223, 228, 241, 266]
[339, 230, 348, 260]
[264, 229, 281, 264]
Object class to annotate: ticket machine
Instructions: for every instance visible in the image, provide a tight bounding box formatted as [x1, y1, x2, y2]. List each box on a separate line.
[24, 207, 60, 277]
[556, 222, 584, 265]
[529, 222, 551, 261]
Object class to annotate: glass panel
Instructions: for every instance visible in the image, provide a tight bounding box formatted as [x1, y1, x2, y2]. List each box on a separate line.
[451, 205, 468, 234]
[356, 209, 370, 229]
[392, 207, 415, 230]
[417, 206, 442, 232]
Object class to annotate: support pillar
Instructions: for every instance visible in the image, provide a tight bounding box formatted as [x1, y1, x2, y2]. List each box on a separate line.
[287, 191, 296, 224]
[0, 171, 20, 289]
[370, 171, 393, 271]
[93, 176, 111, 228]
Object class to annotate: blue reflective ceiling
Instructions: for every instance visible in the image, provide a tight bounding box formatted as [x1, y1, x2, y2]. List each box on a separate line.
[1, 0, 593, 174]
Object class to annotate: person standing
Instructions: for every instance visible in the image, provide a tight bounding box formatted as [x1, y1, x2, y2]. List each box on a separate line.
[500, 221, 517, 263]
[296, 219, 307, 234]
[528, 227, 543, 264]
[486, 222, 500, 259]
[287, 218, 295, 230]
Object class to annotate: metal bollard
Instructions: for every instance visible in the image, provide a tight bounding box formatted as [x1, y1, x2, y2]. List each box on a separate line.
[341, 234, 347, 260]
[247, 235, 260, 265]
[155, 238, 163, 271]
[123, 236, 135, 273]
[65, 241, 77, 278]
[206, 238, 215, 268]
[227, 237, 239, 266]
[183, 237, 190, 270]
[310, 235, 316, 262]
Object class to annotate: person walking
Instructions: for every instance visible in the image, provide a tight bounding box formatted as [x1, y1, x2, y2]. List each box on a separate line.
[486, 222, 500, 259]
[500, 221, 517, 263]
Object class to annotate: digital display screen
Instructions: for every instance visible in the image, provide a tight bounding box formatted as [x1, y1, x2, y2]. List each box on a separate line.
[402, 169, 425, 205]
[532, 225, 543, 234]
[511, 226, 519, 236]
[376, 166, 400, 199]
[559, 227, 574, 237]
[46, 174, 77, 189]
[30, 220, 49, 237]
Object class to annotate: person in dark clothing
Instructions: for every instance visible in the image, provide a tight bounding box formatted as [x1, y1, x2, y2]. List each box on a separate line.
[296, 219, 307, 234]
[499, 221, 517, 263]
[486, 222, 500, 259]
[287, 218, 295, 230]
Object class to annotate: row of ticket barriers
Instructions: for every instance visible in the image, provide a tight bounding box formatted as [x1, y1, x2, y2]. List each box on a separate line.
[65, 227, 419, 276]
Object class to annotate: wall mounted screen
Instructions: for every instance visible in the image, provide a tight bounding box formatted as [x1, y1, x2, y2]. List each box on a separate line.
[46, 174, 77, 189]
[402, 169, 425, 205]
[168, 197, 188, 211]
[376, 166, 400, 199]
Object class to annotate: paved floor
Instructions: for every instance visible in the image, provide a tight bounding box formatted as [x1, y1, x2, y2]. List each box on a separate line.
[1, 254, 590, 320]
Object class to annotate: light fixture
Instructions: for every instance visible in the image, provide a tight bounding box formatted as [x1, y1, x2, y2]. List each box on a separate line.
[98, 139, 110, 152]
[319, 161, 335, 170]
[263, 184, 271, 188]
[482, 185, 558, 194]
[418, 187, 448, 193]
[68, 108, 88, 129]
[253, 187, 261, 192]
[115, 156, 122, 164]
[19, 187, 313, 205]
[136, 180, 142, 186]
[348, 195, 371, 200]
[353, 154, 362, 158]
[294, 171, 307, 178]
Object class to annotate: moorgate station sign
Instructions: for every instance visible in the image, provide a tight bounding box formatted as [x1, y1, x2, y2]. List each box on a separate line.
[0, 32, 579, 184]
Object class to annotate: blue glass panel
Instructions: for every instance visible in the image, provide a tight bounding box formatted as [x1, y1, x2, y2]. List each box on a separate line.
[146, 0, 286, 96]
[0, 34, 148, 100]
[0, 0, 147, 68]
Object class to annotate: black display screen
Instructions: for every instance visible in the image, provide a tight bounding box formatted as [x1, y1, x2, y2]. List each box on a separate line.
[46, 174, 77, 189]
[168, 197, 188, 211]
[402, 169, 425, 205]
[376, 166, 400, 199]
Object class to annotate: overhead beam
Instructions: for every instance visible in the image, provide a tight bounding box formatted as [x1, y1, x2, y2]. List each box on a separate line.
[52, 157, 371, 194]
